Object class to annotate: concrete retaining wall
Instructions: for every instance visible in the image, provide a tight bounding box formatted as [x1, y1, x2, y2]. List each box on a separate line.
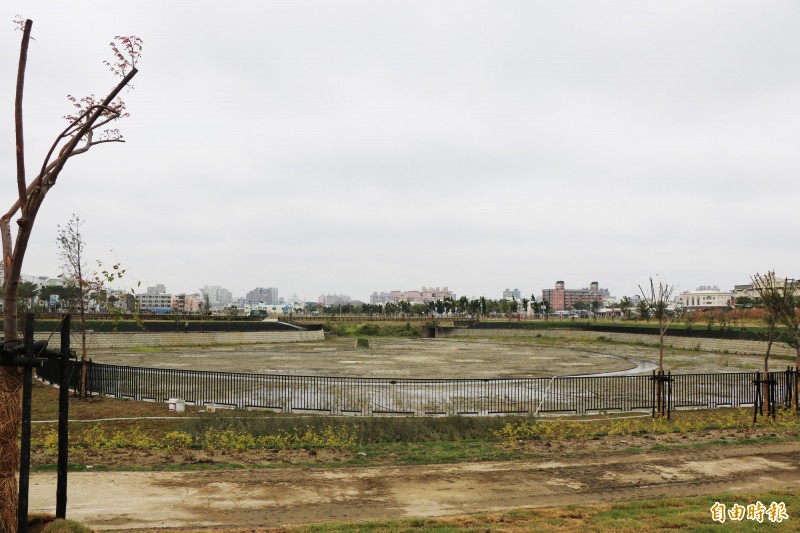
[35, 329, 324, 350]
[451, 327, 798, 357]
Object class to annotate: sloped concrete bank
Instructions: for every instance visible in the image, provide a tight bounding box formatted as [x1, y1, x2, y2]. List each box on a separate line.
[34, 329, 324, 349]
[451, 327, 796, 357]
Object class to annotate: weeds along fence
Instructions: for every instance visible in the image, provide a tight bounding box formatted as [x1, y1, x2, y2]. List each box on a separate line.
[36, 361, 796, 417]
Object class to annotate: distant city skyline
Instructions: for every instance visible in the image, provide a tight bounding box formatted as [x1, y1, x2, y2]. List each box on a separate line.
[3, 2, 798, 307]
[14, 269, 766, 305]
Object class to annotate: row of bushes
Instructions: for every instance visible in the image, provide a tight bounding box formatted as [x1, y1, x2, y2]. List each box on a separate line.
[493, 408, 800, 445]
[34, 415, 513, 452]
[322, 321, 421, 338]
[33, 409, 800, 454]
[35, 423, 358, 453]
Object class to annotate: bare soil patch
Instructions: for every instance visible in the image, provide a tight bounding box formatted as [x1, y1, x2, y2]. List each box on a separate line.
[29, 435, 800, 530]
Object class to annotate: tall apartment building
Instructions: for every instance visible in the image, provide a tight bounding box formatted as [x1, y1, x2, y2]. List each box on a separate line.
[200, 285, 233, 307]
[318, 293, 353, 306]
[245, 287, 278, 305]
[542, 281, 608, 311]
[502, 288, 521, 300]
[388, 286, 453, 304]
[370, 291, 392, 305]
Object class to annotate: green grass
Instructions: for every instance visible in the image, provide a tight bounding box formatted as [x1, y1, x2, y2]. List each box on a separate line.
[126, 346, 163, 353]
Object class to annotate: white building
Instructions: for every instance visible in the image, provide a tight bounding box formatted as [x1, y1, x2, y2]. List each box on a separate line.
[138, 292, 173, 311]
[733, 276, 800, 300]
[680, 286, 734, 311]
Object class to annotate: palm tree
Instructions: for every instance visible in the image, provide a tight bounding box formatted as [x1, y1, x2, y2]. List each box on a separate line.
[16, 281, 39, 311]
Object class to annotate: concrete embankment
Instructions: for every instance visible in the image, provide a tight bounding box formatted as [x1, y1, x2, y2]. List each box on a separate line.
[449, 327, 796, 357]
[34, 329, 324, 349]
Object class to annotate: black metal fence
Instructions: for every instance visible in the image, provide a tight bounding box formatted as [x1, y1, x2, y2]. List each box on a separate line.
[36, 361, 796, 416]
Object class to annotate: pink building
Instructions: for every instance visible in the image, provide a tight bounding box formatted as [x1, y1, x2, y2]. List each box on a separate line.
[542, 281, 607, 311]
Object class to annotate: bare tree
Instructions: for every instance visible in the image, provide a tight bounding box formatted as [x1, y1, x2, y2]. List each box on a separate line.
[751, 272, 794, 416]
[639, 277, 679, 417]
[57, 214, 91, 399]
[1, 19, 141, 531]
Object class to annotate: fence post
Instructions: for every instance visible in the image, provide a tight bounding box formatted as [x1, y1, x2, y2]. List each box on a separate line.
[666, 371, 672, 420]
[56, 314, 71, 519]
[753, 371, 762, 424]
[651, 370, 656, 418]
[795, 366, 799, 411]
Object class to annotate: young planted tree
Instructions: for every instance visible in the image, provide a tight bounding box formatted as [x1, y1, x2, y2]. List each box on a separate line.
[1, 19, 141, 531]
[57, 214, 90, 398]
[751, 272, 793, 416]
[639, 277, 679, 417]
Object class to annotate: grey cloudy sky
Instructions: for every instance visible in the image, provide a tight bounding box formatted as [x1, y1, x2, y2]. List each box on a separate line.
[2, 1, 799, 302]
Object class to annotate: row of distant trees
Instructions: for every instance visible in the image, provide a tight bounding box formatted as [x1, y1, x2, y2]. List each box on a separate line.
[309, 295, 554, 319]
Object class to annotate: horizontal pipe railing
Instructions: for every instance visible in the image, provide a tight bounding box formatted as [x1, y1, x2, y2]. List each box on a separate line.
[36, 361, 796, 417]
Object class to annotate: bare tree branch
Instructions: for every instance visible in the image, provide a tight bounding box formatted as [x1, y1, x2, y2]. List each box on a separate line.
[14, 20, 33, 216]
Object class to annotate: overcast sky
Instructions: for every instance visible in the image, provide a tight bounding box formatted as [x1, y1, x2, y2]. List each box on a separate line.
[2, 1, 799, 302]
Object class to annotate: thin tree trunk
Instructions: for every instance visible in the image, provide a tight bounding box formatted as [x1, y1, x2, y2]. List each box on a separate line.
[79, 272, 87, 400]
[657, 329, 665, 417]
[764, 338, 772, 416]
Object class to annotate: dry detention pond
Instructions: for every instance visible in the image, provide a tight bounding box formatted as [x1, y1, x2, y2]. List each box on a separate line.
[89, 335, 765, 378]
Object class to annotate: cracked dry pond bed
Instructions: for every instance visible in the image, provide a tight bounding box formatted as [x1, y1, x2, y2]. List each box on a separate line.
[88, 336, 766, 378]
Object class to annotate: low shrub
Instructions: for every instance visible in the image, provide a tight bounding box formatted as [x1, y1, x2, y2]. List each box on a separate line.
[355, 323, 381, 336]
[492, 408, 799, 446]
[42, 519, 91, 533]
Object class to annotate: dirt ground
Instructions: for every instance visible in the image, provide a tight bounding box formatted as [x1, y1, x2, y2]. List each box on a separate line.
[88, 336, 771, 378]
[29, 435, 800, 530]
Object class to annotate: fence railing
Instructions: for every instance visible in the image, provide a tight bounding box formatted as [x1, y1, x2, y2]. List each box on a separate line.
[36, 361, 796, 416]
